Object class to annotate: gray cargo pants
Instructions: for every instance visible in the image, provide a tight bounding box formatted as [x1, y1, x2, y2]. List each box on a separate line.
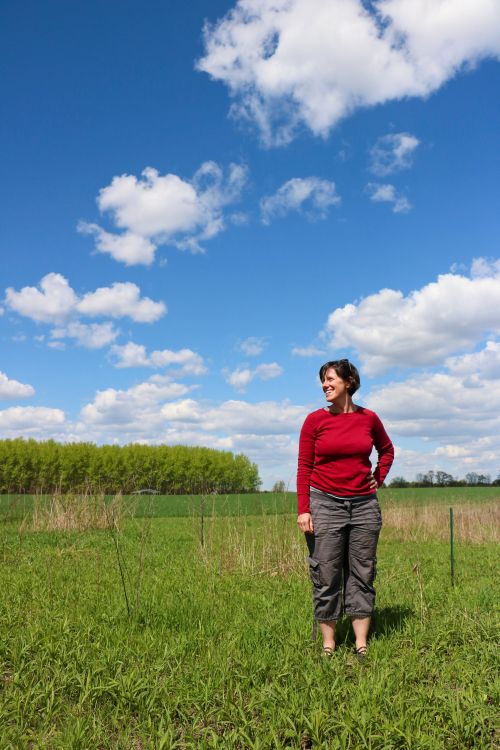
[306, 487, 382, 622]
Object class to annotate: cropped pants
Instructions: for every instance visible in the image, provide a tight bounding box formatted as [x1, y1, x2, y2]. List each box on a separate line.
[306, 487, 382, 622]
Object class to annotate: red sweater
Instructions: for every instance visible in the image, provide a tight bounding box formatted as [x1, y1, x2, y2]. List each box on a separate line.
[297, 407, 394, 514]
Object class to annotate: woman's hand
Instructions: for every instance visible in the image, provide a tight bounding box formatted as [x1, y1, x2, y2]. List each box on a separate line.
[368, 473, 378, 491]
[297, 512, 314, 534]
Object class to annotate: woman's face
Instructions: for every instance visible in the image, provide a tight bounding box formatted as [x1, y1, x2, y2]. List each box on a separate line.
[321, 367, 349, 402]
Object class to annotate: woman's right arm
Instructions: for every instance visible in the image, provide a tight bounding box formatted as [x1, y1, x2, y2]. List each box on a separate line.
[297, 414, 316, 531]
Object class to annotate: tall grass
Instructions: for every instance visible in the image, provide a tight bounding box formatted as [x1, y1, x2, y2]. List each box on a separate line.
[29, 491, 132, 532]
[381, 500, 500, 543]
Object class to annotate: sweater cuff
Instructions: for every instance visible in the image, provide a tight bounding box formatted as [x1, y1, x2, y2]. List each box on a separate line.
[297, 496, 310, 515]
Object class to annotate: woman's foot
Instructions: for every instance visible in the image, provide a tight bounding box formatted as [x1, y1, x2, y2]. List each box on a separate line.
[355, 645, 367, 662]
[322, 644, 336, 657]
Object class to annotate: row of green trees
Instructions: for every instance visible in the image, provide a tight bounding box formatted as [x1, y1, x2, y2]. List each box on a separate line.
[0, 439, 261, 494]
[389, 469, 500, 487]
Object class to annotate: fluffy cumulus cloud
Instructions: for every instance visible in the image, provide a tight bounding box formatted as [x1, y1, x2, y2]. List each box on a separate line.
[366, 183, 411, 213]
[365, 342, 500, 477]
[4, 273, 166, 349]
[161, 398, 305, 436]
[0, 372, 35, 400]
[325, 258, 500, 374]
[0, 406, 65, 437]
[50, 321, 119, 350]
[77, 283, 166, 322]
[79, 161, 248, 264]
[111, 342, 207, 375]
[81, 387, 305, 438]
[223, 362, 283, 391]
[5, 273, 78, 324]
[369, 133, 420, 176]
[80, 376, 194, 430]
[198, 0, 500, 145]
[445, 340, 500, 379]
[260, 177, 340, 223]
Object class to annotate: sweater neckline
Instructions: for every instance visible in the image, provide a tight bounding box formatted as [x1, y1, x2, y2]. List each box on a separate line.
[323, 405, 361, 416]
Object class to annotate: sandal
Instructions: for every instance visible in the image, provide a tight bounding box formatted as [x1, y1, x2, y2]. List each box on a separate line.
[322, 645, 335, 657]
[355, 646, 367, 662]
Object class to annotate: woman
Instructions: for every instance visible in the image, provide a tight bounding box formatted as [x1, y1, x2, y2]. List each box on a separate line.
[297, 359, 394, 658]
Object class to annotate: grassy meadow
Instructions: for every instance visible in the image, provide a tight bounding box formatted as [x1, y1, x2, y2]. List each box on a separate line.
[0, 490, 498, 748]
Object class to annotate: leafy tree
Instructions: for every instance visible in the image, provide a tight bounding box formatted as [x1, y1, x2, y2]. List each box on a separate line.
[272, 480, 286, 493]
[435, 471, 454, 486]
[0, 439, 261, 494]
[389, 476, 409, 488]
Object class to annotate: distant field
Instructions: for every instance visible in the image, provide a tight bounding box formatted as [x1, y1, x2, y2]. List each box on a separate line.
[0, 492, 295, 520]
[1, 486, 498, 521]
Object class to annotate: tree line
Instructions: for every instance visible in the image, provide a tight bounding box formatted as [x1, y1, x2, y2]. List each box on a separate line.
[0, 439, 261, 494]
[389, 469, 500, 488]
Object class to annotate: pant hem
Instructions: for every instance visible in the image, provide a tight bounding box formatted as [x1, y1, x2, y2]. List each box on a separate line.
[315, 616, 340, 623]
[345, 611, 373, 618]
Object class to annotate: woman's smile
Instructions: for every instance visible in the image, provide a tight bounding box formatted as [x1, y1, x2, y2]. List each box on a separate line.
[322, 368, 348, 402]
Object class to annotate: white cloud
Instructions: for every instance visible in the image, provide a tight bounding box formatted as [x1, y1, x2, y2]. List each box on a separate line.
[365, 348, 500, 479]
[223, 362, 283, 391]
[237, 336, 267, 356]
[325, 258, 500, 374]
[291, 345, 326, 357]
[356, 339, 500, 480]
[80, 162, 248, 264]
[78, 224, 157, 267]
[5, 273, 77, 323]
[367, 352, 500, 444]
[446, 340, 500, 379]
[161, 398, 306, 435]
[366, 182, 411, 213]
[5, 274, 166, 326]
[369, 132, 420, 175]
[260, 177, 340, 223]
[111, 342, 207, 375]
[0, 406, 65, 435]
[223, 369, 256, 391]
[77, 282, 166, 323]
[198, 0, 500, 145]
[0, 372, 35, 400]
[80, 376, 193, 429]
[4, 274, 166, 349]
[470, 256, 500, 278]
[50, 321, 119, 350]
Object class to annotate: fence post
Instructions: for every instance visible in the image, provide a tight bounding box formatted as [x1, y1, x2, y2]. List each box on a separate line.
[449, 507, 455, 586]
[200, 493, 205, 548]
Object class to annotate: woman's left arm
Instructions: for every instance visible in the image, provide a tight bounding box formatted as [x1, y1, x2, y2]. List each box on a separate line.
[371, 414, 395, 488]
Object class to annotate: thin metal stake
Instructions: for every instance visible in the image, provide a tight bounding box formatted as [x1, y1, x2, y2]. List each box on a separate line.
[449, 507, 455, 586]
[200, 495, 205, 547]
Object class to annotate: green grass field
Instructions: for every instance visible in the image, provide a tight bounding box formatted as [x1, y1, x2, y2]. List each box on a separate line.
[1, 486, 499, 521]
[0, 492, 498, 748]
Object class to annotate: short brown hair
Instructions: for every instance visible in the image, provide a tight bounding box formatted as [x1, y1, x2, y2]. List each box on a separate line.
[318, 359, 360, 396]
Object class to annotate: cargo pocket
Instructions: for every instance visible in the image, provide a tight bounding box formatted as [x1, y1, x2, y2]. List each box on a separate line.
[307, 556, 321, 588]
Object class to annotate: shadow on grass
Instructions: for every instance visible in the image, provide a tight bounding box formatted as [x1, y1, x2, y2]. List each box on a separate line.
[372, 606, 414, 636]
[332, 605, 414, 646]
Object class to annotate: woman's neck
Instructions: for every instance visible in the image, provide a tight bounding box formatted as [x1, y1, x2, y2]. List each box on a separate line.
[328, 395, 355, 414]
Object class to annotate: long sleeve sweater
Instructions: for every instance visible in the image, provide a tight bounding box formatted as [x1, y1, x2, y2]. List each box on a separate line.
[297, 406, 394, 514]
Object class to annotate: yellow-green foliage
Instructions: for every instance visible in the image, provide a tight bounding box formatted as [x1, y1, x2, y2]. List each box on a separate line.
[0, 438, 260, 494]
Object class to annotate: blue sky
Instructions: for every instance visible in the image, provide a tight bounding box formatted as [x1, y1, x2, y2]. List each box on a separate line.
[2, 0, 500, 488]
